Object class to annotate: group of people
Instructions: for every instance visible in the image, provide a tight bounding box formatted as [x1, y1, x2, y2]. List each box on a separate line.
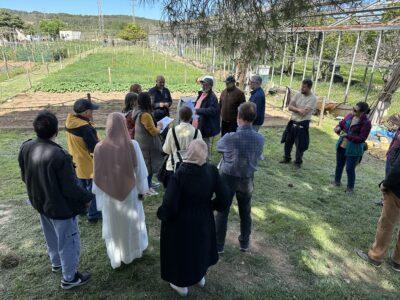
[17, 73, 400, 295]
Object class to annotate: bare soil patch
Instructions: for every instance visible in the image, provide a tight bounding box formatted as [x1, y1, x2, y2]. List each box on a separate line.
[0, 92, 290, 129]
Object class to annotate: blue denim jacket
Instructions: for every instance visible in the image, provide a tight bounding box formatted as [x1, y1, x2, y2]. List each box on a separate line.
[217, 125, 265, 178]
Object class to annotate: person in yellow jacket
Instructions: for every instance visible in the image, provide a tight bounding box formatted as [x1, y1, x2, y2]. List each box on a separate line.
[66, 99, 102, 222]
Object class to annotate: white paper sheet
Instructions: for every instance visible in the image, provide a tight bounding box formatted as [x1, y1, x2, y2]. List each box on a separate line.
[159, 116, 174, 132]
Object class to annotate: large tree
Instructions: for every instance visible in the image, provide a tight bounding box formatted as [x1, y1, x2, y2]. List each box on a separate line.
[118, 23, 147, 42]
[0, 9, 24, 40]
[39, 19, 65, 40]
[150, 0, 362, 85]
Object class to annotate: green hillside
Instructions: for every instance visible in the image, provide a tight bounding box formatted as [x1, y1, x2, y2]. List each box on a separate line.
[1, 8, 160, 39]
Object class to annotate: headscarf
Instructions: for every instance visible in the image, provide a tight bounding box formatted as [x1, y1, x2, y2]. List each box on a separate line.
[183, 139, 208, 166]
[94, 112, 137, 201]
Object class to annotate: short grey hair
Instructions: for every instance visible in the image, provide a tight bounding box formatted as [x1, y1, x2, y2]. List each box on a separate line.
[251, 75, 262, 84]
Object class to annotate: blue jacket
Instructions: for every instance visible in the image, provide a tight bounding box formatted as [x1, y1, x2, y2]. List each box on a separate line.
[249, 87, 266, 126]
[195, 91, 221, 138]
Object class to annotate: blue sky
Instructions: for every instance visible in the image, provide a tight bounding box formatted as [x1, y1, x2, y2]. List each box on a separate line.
[0, 0, 163, 20]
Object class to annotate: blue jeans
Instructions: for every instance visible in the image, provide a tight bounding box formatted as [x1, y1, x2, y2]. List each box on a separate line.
[77, 179, 101, 220]
[334, 147, 360, 189]
[39, 214, 80, 282]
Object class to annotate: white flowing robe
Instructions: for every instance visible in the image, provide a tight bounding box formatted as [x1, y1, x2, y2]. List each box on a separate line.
[93, 140, 149, 269]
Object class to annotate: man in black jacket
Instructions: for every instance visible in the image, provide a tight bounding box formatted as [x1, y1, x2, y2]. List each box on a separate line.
[356, 148, 400, 272]
[193, 76, 221, 159]
[18, 111, 93, 290]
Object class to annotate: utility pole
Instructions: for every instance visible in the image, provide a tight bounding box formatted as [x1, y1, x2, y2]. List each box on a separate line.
[97, 0, 105, 39]
[131, 0, 136, 23]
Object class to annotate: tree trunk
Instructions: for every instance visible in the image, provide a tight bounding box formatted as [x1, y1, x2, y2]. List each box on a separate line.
[369, 61, 400, 125]
[235, 60, 249, 90]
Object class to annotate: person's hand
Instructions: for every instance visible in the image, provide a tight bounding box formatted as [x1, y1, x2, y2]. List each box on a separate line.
[380, 184, 387, 193]
[157, 122, 163, 130]
[334, 126, 341, 134]
[159, 103, 165, 108]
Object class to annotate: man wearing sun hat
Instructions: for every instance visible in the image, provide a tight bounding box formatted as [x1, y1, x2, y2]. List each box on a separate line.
[66, 98, 102, 222]
[219, 75, 246, 136]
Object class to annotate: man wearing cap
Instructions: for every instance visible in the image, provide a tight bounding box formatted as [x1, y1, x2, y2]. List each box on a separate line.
[220, 75, 246, 136]
[148, 75, 173, 122]
[66, 99, 102, 222]
[193, 76, 220, 158]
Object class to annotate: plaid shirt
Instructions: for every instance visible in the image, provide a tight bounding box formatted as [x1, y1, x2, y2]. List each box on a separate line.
[217, 124, 265, 178]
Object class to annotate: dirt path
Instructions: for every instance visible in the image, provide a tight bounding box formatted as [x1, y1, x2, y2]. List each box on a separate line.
[0, 91, 290, 129]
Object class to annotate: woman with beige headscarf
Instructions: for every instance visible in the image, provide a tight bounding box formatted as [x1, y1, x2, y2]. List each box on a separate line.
[93, 112, 149, 269]
[157, 139, 230, 297]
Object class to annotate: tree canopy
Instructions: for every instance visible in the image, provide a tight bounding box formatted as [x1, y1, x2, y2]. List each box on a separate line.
[0, 9, 24, 29]
[39, 19, 66, 39]
[118, 23, 147, 42]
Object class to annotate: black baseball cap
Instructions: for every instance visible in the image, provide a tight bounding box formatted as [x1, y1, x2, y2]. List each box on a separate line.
[73, 99, 99, 113]
[224, 75, 236, 84]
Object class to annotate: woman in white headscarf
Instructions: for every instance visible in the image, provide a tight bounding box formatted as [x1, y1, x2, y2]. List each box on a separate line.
[93, 112, 149, 269]
[157, 139, 230, 297]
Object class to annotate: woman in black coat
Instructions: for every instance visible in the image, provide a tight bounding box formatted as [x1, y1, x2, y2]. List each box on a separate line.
[157, 139, 229, 297]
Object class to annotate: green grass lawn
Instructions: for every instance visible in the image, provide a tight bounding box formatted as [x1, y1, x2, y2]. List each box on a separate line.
[1, 117, 399, 299]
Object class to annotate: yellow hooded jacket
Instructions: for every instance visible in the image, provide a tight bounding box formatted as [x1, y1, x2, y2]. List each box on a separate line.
[65, 113, 99, 179]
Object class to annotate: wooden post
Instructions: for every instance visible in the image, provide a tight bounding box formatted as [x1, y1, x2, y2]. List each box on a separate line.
[279, 34, 288, 86]
[289, 33, 299, 88]
[344, 31, 361, 103]
[314, 31, 325, 93]
[108, 67, 112, 84]
[60, 55, 63, 69]
[319, 32, 341, 126]
[365, 31, 382, 102]
[2, 51, 10, 79]
[25, 65, 32, 88]
[211, 39, 216, 75]
[302, 33, 311, 81]
[67, 48, 70, 58]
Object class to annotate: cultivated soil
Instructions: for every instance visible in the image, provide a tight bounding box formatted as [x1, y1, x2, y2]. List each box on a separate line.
[0, 91, 290, 129]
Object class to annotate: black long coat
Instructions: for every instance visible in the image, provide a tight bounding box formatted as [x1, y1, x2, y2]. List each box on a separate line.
[157, 163, 230, 287]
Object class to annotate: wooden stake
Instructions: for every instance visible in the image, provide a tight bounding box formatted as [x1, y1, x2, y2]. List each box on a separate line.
[2, 51, 10, 79]
[314, 32, 325, 93]
[302, 34, 311, 81]
[319, 32, 341, 126]
[108, 67, 112, 84]
[289, 34, 299, 88]
[365, 31, 382, 102]
[344, 31, 360, 103]
[25, 65, 32, 88]
[279, 34, 288, 86]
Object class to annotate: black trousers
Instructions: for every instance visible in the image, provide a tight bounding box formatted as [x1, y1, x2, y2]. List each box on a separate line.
[283, 123, 309, 164]
[221, 120, 238, 137]
[215, 173, 253, 250]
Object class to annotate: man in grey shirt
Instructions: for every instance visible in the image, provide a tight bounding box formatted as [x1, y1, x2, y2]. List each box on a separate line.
[215, 102, 265, 253]
[280, 79, 317, 168]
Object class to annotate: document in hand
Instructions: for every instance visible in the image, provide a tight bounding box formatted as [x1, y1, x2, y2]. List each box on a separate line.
[159, 116, 174, 132]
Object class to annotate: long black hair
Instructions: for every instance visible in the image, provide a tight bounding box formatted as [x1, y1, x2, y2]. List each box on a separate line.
[355, 101, 371, 114]
[123, 92, 138, 113]
[137, 92, 152, 112]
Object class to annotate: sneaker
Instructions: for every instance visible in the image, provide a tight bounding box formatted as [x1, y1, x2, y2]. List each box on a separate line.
[240, 246, 249, 252]
[293, 162, 302, 169]
[279, 158, 291, 164]
[169, 283, 188, 297]
[389, 259, 400, 272]
[345, 188, 354, 196]
[355, 249, 382, 267]
[151, 182, 161, 189]
[217, 247, 224, 255]
[52, 265, 62, 273]
[198, 277, 206, 288]
[146, 188, 159, 197]
[60, 271, 91, 290]
[374, 200, 384, 207]
[331, 181, 341, 187]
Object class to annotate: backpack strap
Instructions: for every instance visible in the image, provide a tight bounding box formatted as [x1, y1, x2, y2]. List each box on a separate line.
[193, 129, 198, 139]
[172, 127, 183, 164]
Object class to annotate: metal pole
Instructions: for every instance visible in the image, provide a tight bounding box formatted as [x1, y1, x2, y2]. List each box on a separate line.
[319, 32, 341, 126]
[314, 31, 325, 93]
[364, 30, 382, 102]
[279, 34, 288, 86]
[344, 31, 361, 103]
[289, 33, 299, 88]
[302, 33, 311, 81]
